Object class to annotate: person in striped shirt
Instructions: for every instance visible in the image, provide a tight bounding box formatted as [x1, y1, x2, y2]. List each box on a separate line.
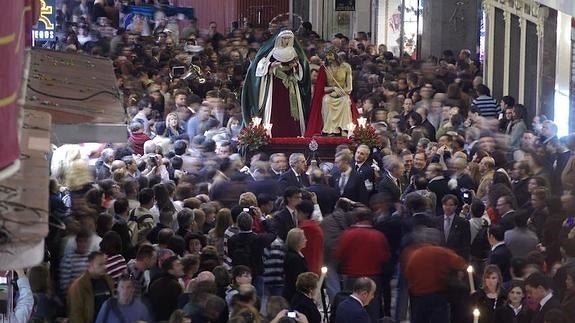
[472, 84, 500, 118]
[59, 229, 91, 294]
[100, 231, 128, 285]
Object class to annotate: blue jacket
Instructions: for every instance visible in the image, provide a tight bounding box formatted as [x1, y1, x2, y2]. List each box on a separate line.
[335, 296, 370, 323]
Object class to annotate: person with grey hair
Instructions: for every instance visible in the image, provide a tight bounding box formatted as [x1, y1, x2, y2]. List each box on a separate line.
[279, 153, 309, 189]
[334, 277, 377, 323]
[331, 151, 369, 205]
[227, 212, 276, 298]
[378, 155, 405, 204]
[96, 148, 115, 180]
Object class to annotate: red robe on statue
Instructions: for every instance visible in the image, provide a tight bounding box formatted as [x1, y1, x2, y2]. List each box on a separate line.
[304, 65, 359, 137]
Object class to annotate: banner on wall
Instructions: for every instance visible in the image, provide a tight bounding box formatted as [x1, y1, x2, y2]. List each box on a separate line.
[32, 0, 56, 41]
[335, 0, 355, 11]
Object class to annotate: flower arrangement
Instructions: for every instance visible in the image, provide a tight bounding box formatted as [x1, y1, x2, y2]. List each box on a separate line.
[350, 122, 383, 150]
[238, 119, 271, 152]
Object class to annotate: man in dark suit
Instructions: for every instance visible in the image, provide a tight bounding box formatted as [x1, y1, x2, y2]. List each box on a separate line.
[377, 155, 405, 204]
[524, 272, 561, 323]
[511, 161, 531, 207]
[437, 194, 471, 260]
[495, 195, 516, 232]
[426, 162, 457, 216]
[278, 153, 310, 189]
[335, 277, 376, 323]
[416, 106, 436, 140]
[269, 153, 287, 180]
[487, 224, 512, 282]
[273, 186, 303, 241]
[331, 152, 369, 206]
[353, 144, 376, 191]
[307, 168, 339, 215]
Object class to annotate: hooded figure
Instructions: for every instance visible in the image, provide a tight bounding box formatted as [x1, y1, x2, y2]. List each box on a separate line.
[241, 29, 311, 138]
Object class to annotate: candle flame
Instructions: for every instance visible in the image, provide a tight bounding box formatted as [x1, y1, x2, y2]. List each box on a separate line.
[252, 117, 262, 126]
[473, 308, 480, 317]
[467, 266, 474, 273]
[321, 266, 328, 274]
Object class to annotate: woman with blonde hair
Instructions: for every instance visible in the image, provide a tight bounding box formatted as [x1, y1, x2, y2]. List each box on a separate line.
[208, 208, 232, 255]
[283, 228, 308, 301]
[471, 264, 506, 323]
[165, 112, 186, 141]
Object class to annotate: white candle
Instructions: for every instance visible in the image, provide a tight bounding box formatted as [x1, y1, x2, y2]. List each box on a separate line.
[473, 308, 480, 323]
[467, 265, 475, 292]
[252, 117, 262, 126]
[314, 266, 328, 300]
[347, 123, 356, 137]
[357, 116, 367, 127]
[264, 123, 273, 137]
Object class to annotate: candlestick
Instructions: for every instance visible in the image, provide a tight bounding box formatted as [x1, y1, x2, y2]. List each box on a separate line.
[357, 116, 367, 127]
[252, 117, 262, 126]
[264, 123, 273, 137]
[347, 123, 356, 138]
[473, 308, 480, 323]
[314, 266, 328, 300]
[467, 265, 475, 292]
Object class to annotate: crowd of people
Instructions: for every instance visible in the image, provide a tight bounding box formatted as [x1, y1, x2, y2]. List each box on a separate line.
[9, 0, 574, 323]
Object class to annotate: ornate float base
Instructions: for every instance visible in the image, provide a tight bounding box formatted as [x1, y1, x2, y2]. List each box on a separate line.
[260, 136, 352, 162]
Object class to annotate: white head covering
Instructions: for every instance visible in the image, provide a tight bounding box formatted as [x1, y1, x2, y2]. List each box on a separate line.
[271, 30, 297, 62]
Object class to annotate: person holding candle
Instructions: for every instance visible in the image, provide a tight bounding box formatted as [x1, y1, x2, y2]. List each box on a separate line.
[471, 264, 507, 323]
[493, 280, 534, 323]
[289, 272, 322, 323]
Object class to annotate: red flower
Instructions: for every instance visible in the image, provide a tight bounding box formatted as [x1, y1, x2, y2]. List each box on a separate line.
[238, 123, 271, 151]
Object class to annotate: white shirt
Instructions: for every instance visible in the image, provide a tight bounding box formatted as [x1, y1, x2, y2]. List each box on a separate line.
[491, 241, 505, 252]
[540, 292, 553, 308]
[350, 294, 364, 307]
[509, 304, 522, 315]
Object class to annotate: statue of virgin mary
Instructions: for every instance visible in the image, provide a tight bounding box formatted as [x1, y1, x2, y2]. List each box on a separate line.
[241, 29, 311, 137]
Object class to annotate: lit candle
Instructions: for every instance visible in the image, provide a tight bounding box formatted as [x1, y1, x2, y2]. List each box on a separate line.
[467, 265, 475, 293]
[357, 116, 367, 127]
[264, 123, 273, 136]
[314, 266, 328, 300]
[252, 116, 262, 126]
[473, 308, 480, 323]
[347, 123, 356, 137]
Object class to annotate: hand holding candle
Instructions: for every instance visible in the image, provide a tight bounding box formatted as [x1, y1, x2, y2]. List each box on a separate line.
[314, 266, 328, 300]
[467, 265, 475, 293]
[473, 308, 480, 323]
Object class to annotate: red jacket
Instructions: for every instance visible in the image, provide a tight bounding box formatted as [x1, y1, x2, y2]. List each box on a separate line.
[128, 132, 150, 155]
[299, 220, 324, 275]
[334, 225, 390, 276]
[403, 244, 467, 295]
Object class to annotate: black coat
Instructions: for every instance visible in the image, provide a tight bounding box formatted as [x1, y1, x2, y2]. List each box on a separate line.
[493, 303, 533, 323]
[438, 215, 471, 260]
[330, 170, 369, 206]
[428, 176, 457, 216]
[290, 291, 321, 323]
[278, 169, 310, 189]
[377, 173, 402, 203]
[307, 183, 340, 215]
[531, 295, 561, 323]
[283, 250, 308, 302]
[489, 243, 513, 282]
[274, 208, 297, 241]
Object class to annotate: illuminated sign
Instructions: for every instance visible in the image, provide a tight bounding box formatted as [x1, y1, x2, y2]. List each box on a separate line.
[335, 0, 355, 11]
[33, 0, 55, 41]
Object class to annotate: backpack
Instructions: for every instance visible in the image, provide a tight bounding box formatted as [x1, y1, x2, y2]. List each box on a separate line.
[231, 234, 254, 269]
[127, 209, 154, 245]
